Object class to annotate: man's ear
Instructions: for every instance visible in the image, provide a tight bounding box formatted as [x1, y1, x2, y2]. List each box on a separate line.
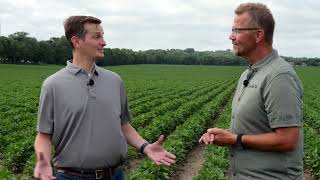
[71, 36, 81, 49]
[256, 29, 264, 43]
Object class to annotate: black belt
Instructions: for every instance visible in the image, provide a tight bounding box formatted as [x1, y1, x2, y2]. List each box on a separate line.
[56, 166, 120, 179]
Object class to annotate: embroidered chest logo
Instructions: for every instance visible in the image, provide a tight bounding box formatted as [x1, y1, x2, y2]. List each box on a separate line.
[247, 84, 258, 88]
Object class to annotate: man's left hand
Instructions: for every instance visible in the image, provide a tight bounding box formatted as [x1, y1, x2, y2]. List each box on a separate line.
[143, 135, 176, 166]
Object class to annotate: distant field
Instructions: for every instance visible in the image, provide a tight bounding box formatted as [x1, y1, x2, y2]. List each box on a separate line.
[0, 64, 319, 179]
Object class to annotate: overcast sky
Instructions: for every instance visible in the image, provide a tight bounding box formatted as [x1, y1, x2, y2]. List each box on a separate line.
[0, 0, 319, 58]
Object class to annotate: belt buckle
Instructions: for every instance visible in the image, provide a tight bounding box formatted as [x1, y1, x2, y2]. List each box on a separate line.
[95, 169, 104, 179]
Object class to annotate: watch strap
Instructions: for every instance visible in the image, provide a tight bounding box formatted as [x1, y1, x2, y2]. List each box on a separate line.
[237, 134, 245, 148]
[139, 142, 150, 155]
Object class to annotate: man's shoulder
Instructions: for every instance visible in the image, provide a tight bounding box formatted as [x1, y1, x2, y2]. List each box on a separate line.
[42, 67, 69, 88]
[96, 66, 122, 82]
[265, 56, 296, 78]
[262, 56, 302, 89]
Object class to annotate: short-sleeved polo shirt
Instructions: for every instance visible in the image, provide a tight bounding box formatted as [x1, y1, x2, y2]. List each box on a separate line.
[230, 50, 304, 180]
[37, 61, 132, 168]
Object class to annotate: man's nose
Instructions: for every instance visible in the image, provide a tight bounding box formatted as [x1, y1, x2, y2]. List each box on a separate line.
[101, 39, 107, 47]
[229, 33, 235, 41]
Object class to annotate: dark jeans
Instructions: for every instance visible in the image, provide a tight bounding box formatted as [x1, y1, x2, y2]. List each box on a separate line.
[55, 168, 125, 180]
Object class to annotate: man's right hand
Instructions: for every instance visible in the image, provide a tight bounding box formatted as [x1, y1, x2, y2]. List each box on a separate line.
[198, 132, 215, 145]
[34, 152, 55, 180]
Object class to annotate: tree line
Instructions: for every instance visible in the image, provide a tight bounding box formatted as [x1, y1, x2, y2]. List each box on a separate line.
[0, 32, 319, 66]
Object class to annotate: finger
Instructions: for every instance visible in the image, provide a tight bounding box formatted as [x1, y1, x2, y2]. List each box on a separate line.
[163, 156, 176, 164]
[154, 160, 161, 165]
[156, 135, 165, 146]
[204, 134, 211, 145]
[203, 136, 208, 145]
[39, 173, 54, 180]
[207, 127, 217, 133]
[159, 159, 172, 166]
[39, 174, 45, 180]
[210, 134, 215, 143]
[207, 128, 222, 134]
[34, 172, 39, 178]
[165, 152, 176, 159]
[199, 133, 208, 143]
[198, 135, 204, 144]
[48, 176, 56, 180]
[39, 174, 47, 180]
[44, 175, 52, 180]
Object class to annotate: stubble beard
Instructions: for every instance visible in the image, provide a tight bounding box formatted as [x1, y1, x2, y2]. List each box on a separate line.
[232, 45, 243, 57]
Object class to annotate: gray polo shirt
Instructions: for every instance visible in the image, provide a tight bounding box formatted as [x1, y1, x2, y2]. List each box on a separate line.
[230, 50, 304, 180]
[37, 61, 132, 168]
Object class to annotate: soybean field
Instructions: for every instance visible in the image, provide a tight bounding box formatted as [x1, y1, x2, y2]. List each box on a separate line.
[0, 64, 319, 179]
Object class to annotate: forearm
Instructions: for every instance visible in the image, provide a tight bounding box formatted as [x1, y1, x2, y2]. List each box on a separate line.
[241, 127, 300, 152]
[121, 123, 147, 150]
[34, 132, 52, 163]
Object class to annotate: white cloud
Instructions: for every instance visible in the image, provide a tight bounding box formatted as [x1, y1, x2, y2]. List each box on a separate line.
[0, 0, 319, 57]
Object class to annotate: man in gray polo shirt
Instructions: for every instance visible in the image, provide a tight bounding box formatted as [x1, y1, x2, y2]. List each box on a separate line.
[199, 3, 303, 180]
[33, 16, 175, 180]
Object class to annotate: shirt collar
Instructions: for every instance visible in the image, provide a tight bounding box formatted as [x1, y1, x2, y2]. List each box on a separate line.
[66, 60, 99, 76]
[250, 49, 278, 70]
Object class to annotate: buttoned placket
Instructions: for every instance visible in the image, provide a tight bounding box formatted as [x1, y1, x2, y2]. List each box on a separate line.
[238, 67, 256, 101]
[87, 72, 96, 100]
[229, 147, 237, 179]
[232, 68, 256, 131]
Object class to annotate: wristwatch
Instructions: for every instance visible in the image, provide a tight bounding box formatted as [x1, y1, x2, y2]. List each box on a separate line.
[139, 142, 150, 155]
[235, 134, 245, 148]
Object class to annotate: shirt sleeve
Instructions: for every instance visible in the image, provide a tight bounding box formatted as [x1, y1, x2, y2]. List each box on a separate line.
[120, 80, 132, 124]
[36, 85, 54, 134]
[263, 73, 303, 129]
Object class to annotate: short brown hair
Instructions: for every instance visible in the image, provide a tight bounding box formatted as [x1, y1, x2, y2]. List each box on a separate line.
[64, 16, 101, 48]
[235, 3, 275, 45]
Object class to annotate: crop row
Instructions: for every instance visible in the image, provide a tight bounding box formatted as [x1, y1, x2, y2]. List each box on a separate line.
[303, 101, 320, 179]
[127, 81, 198, 105]
[131, 81, 227, 128]
[304, 124, 320, 179]
[303, 104, 320, 134]
[194, 98, 232, 180]
[137, 81, 234, 143]
[130, 82, 217, 117]
[127, 83, 235, 179]
[129, 84, 186, 108]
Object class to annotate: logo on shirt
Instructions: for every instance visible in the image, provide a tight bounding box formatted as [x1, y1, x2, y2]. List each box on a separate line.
[247, 84, 258, 88]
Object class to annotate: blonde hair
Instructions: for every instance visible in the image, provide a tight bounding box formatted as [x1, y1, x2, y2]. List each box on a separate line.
[235, 3, 275, 45]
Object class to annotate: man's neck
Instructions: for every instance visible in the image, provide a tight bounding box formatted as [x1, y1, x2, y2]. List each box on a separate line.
[246, 45, 273, 65]
[72, 53, 95, 74]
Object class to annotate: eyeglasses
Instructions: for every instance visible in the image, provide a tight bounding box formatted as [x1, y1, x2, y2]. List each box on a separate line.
[231, 27, 260, 35]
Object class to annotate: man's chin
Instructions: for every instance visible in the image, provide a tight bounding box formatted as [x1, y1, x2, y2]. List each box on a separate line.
[96, 57, 104, 60]
[235, 52, 242, 56]
[96, 54, 105, 59]
[231, 49, 241, 56]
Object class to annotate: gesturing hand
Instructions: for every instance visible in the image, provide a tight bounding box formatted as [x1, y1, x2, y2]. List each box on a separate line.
[198, 132, 215, 145]
[206, 128, 237, 146]
[144, 135, 176, 166]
